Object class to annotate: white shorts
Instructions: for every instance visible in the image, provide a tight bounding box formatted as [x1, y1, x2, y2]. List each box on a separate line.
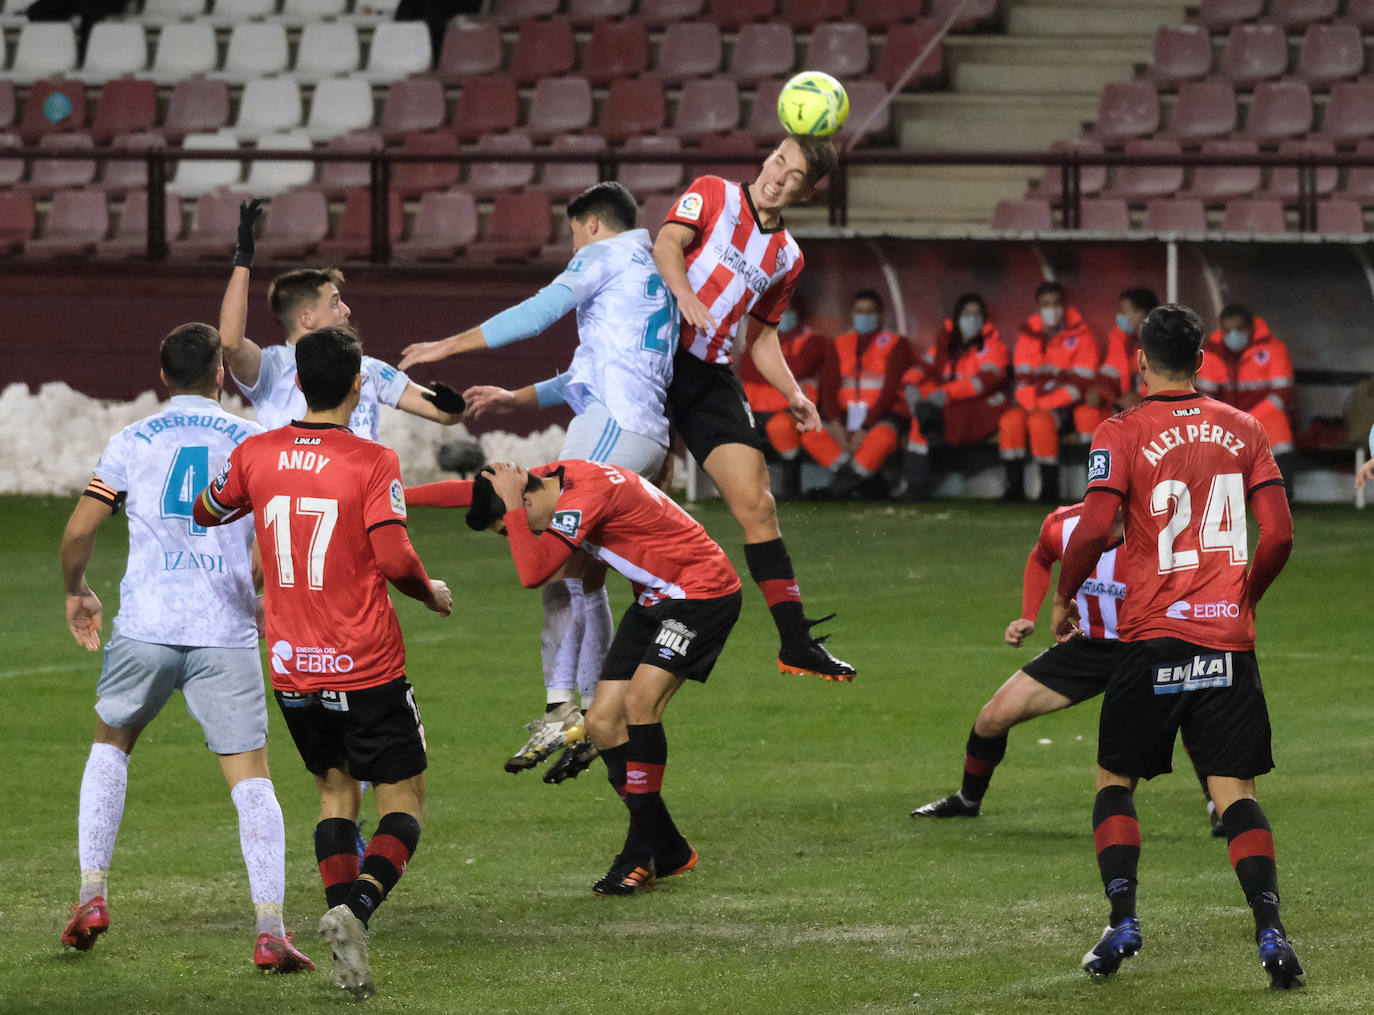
[560, 399, 667, 479]
[96, 631, 269, 755]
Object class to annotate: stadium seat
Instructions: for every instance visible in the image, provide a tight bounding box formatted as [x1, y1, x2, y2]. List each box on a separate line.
[851, 0, 919, 26]
[349, 0, 402, 21]
[0, 132, 23, 188]
[1222, 198, 1286, 231]
[1029, 138, 1107, 200]
[18, 78, 87, 143]
[876, 22, 945, 90]
[165, 76, 231, 141]
[1091, 81, 1160, 142]
[217, 23, 290, 80]
[1077, 198, 1130, 230]
[744, 77, 787, 143]
[22, 132, 97, 194]
[691, 132, 759, 181]
[928, 0, 997, 31]
[1260, 138, 1337, 198]
[637, 191, 677, 233]
[280, 0, 349, 18]
[393, 189, 479, 260]
[96, 191, 182, 260]
[619, 135, 684, 196]
[1313, 80, 1374, 144]
[0, 81, 13, 131]
[728, 24, 796, 83]
[1149, 24, 1212, 85]
[1294, 24, 1364, 87]
[532, 134, 606, 198]
[523, 76, 593, 140]
[1336, 139, 1374, 201]
[9, 23, 78, 83]
[208, 0, 278, 26]
[1337, 0, 1374, 28]
[597, 77, 666, 143]
[805, 22, 872, 80]
[89, 79, 158, 144]
[254, 188, 329, 259]
[230, 78, 303, 140]
[1164, 80, 1237, 143]
[364, 22, 433, 82]
[1219, 24, 1288, 87]
[669, 78, 741, 137]
[316, 187, 403, 260]
[1104, 138, 1185, 200]
[150, 23, 218, 84]
[639, 0, 704, 24]
[167, 130, 242, 197]
[780, 0, 848, 27]
[317, 129, 383, 195]
[170, 188, 250, 258]
[293, 22, 362, 81]
[1261, 0, 1338, 28]
[470, 191, 553, 260]
[463, 132, 535, 195]
[652, 23, 723, 80]
[1143, 198, 1207, 231]
[25, 189, 108, 258]
[244, 129, 315, 195]
[583, 21, 650, 85]
[1242, 80, 1313, 144]
[705, 0, 775, 28]
[493, 0, 562, 23]
[0, 191, 37, 253]
[1193, 0, 1263, 30]
[76, 22, 148, 82]
[1315, 198, 1364, 232]
[304, 77, 376, 142]
[391, 130, 461, 196]
[1180, 138, 1261, 199]
[140, 0, 208, 22]
[991, 198, 1053, 230]
[379, 76, 447, 140]
[839, 78, 894, 146]
[567, 0, 634, 21]
[438, 20, 503, 83]
[509, 20, 576, 84]
[449, 74, 520, 141]
[99, 130, 167, 192]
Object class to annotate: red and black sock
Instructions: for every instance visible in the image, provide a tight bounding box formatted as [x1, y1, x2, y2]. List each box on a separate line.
[602, 742, 628, 801]
[314, 817, 361, 909]
[343, 811, 421, 928]
[1222, 798, 1283, 938]
[960, 729, 1008, 802]
[622, 723, 667, 865]
[743, 538, 808, 648]
[1092, 786, 1141, 927]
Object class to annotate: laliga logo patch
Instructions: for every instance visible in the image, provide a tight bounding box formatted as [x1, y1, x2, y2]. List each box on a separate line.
[213, 462, 231, 488]
[390, 478, 407, 517]
[270, 640, 293, 676]
[1087, 448, 1111, 482]
[676, 193, 704, 221]
[549, 509, 582, 538]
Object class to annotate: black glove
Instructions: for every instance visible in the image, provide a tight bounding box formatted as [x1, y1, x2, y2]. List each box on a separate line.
[233, 198, 263, 268]
[422, 381, 467, 415]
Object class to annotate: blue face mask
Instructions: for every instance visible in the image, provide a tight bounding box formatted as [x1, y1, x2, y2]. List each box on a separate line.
[1223, 328, 1249, 354]
[853, 312, 879, 336]
[778, 309, 799, 334]
[958, 313, 983, 339]
[1116, 313, 1132, 333]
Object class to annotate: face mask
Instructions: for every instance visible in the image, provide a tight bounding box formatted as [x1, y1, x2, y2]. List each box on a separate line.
[853, 312, 879, 336]
[1116, 313, 1132, 333]
[958, 313, 983, 339]
[778, 309, 798, 334]
[1223, 329, 1249, 354]
[1038, 305, 1062, 329]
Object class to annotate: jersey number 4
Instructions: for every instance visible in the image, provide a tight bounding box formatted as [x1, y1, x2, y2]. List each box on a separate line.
[1150, 473, 1247, 574]
[162, 445, 210, 536]
[263, 495, 338, 590]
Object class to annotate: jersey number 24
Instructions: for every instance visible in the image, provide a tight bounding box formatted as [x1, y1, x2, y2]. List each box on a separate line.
[640, 274, 678, 355]
[1150, 473, 1247, 574]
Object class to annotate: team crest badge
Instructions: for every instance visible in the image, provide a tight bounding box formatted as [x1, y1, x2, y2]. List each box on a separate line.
[676, 193, 704, 221]
[1087, 449, 1111, 482]
[1253, 348, 1269, 364]
[390, 478, 407, 517]
[550, 509, 582, 538]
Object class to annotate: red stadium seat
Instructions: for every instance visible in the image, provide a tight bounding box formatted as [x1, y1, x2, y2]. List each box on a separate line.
[727, 24, 796, 84]
[704, 0, 775, 29]
[1029, 138, 1107, 200]
[470, 191, 553, 260]
[379, 76, 447, 140]
[669, 78, 741, 138]
[1219, 24, 1288, 87]
[170, 189, 251, 259]
[96, 191, 182, 260]
[0, 191, 38, 253]
[1193, 0, 1263, 30]
[583, 21, 650, 85]
[317, 130, 384, 196]
[928, 0, 997, 30]
[1337, 0, 1374, 28]
[1261, 0, 1338, 28]
[744, 78, 788, 143]
[1143, 198, 1207, 231]
[1104, 138, 1185, 199]
[1313, 80, 1374, 145]
[89, 78, 158, 144]
[165, 76, 231, 143]
[1242, 80, 1313, 144]
[99, 131, 167, 192]
[1149, 25, 1213, 85]
[1090, 81, 1160, 143]
[691, 132, 758, 182]
[523, 76, 594, 140]
[493, 0, 561, 24]
[449, 74, 520, 142]
[991, 198, 1053, 230]
[853, 0, 921, 28]
[805, 22, 872, 80]
[25, 189, 108, 258]
[1222, 198, 1286, 231]
[839, 78, 895, 146]
[1165, 80, 1237, 143]
[876, 22, 945, 90]
[1294, 24, 1364, 87]
[0, 81, 14, 131]
[1315, 198, 1364, 232]
[510, 20, 576, 84]
[18, 78, 86, 144]
[532, 134, 606, 198]
[0, 132, 23, 188]
[1336, 139, 1374, 201]
[566, 0, 634, 21]
[619, 135, 684, 196]
[393, 190, 480, 260]
[639, 0, 704, 24]
[22, 133, 97, 194]
[638, 191, 678, 233]
[1180, 138, 1261, 199]
[463, 132, 535, 194]
[1259, 138, 1337, 198]
[316, 188, 403, 260]
[597, 77, 666, 143]
[255, 189, 330, 260]
[653, 23, 723, 81]
[780, 0, 848, 28]
[1077, 198, 1130, 230]
[391, 131, 462, 196]
[438, 20, 503, 82]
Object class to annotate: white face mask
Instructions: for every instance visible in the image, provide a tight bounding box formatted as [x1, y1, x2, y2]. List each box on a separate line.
[1223, 329, 1249, 354]
[1039, 305, 1062, 329]
[958, 313, 983, 339]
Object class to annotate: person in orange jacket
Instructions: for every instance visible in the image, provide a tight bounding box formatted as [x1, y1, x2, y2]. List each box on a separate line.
[900, 293, 1011, 501]
[1198, 304, 1298, 491]
[1096, 287, 1159, 412]
[998, 281, 1102, 504]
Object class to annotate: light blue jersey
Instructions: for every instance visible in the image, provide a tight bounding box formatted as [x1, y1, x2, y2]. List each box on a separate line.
[231, 343, 409, 440]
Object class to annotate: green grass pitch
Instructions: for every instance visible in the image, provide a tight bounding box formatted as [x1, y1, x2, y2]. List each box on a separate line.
[1, 495, 1370, 1014]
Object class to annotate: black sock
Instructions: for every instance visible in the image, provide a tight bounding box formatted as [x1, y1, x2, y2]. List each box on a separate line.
[959, 729, 1008, 803]
[743, 538, 808, 647]
[545, 699, 568, 713]
[314, 817, 360, 909]
[343, 811, 421, 928]
[653, 797, 688, 859]
[602, 742, 628, 801]
[622, 723, 667, 864]
[1092, 786, 1140, 927]
[1222, 799, 1283, 938]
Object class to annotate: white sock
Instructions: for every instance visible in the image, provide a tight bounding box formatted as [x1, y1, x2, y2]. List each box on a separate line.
[78, 742, 129, 905]
[230, 777, 286, 938]
[550, 579, 585, 701]
[576, 585, 613, 705]
[540, 582, 574, 695]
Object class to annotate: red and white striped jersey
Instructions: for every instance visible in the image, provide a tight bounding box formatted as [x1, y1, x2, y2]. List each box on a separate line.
[663, 175, 804, 365]
[1024, 502, 1125, 639]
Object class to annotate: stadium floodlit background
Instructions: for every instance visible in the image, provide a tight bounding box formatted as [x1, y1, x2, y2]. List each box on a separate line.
[2, 0, 1373, 1011]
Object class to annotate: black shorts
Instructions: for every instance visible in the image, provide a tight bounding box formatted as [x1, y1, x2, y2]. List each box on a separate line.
[275, 676, 427, 785]
[666, 348, 766, 464]
[1021, 637, 1118, 704]
[1098, 637, 1273, 781]
[601, 592, 743, 684]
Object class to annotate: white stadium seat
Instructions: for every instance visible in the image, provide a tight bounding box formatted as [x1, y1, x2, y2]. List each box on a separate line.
[140, 0, 208, 22]
[216, 22, 290, 80]
[150, 22, 218, 84]
[230, 77, 303, 139]
[167, 129, 243, 196]
[303, 76, 375, 141]
[362, 21, 432, 82]
[208, 0, 279, 26]
[293, 22, 362, 81]
[244, 129, 316, 195]
[279, 0, 348, 18]
[10, 23, 79, 83]
[76, 22, 149, 83]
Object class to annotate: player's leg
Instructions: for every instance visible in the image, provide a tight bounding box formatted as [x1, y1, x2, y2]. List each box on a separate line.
[998, 406, 1029, 502]
[1082, 765, 1144, 980]
[1027, 409, 1061, 505]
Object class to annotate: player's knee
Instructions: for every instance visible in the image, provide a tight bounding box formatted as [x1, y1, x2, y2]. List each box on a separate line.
[975, 699, 1016, 737]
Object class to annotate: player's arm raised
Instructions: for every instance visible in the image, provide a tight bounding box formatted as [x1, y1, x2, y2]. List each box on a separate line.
[398, 285, 578, 371]
[396, 380, 466, 425]
[744, 316, 820, 432]
[60, 486, 118, 651]
[653, 222, 717, 333]
[219, 199, 265, 388]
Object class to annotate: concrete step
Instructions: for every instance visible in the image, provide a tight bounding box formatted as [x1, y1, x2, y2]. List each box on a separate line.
[953, 60, 1125, 95]
[1018, 0, 1187, 9]
[1008, 5, 1190, 35]
[895, 93, 1099, 151]
[942, 34, 1146, 67]
[839, 165, 1034, 227]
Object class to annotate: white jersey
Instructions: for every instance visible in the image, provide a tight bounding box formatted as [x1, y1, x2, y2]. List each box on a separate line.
[552, 228, 675, 446]
[92, 395, 261, 649]
[232, 343, 410, 440]
[1061, 514, 1124, 640]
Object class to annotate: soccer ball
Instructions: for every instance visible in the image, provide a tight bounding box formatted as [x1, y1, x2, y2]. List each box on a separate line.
[776, 71, 850, 137]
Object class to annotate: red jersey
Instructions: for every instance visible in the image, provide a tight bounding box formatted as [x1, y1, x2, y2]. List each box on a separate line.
[510, 460, 741, 606]
[1085, 391, 1283, 650]
[203, 422, 412, 692]
[663, 175, 804, 365]
[1023, 503, 1125, 640]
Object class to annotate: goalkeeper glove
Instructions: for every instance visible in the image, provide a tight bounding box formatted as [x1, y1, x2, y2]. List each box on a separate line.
[233, 198, 263, 268]
[422, 381, 467, 415]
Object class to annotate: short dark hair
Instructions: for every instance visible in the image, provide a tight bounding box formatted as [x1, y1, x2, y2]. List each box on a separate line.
[465, 468, 544, 532]
[1035, 280, 1065, 301]
[951, 292, 986, 322]
[853, 288, 883, 309]
[160, 322, 222, 391]
[566, 181, 637, 232]
[1140, 303, 1205, 376]
[268, 267, 345, 333]
[1120, 287, 1160, 314]
[295, 325, 362, 412]
[786, 134, 838, 187]
[1219, 303, 1254, 327]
